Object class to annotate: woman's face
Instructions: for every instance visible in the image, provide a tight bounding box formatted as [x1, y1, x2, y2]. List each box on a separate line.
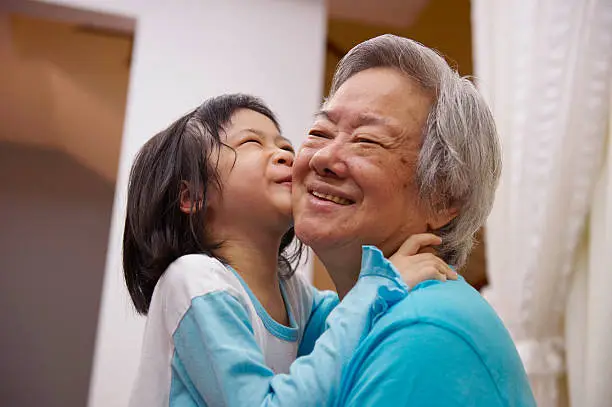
[292, 68, 451, 257]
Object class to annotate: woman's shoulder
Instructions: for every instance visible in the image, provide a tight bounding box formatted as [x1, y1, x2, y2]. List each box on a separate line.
[377, 279, 516, 356]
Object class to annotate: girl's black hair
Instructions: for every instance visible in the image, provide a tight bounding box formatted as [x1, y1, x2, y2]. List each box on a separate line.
[123, 93, 303, 315]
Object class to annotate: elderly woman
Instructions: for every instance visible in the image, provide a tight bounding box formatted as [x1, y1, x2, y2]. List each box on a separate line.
[292, 34, 536, 406]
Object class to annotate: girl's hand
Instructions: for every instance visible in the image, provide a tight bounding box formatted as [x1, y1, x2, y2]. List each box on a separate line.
[389, 233, 458, 288]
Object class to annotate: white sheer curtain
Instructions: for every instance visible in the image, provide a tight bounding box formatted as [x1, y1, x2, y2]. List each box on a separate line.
[564, 90, 612, 407]
[471, 1, 612, 406]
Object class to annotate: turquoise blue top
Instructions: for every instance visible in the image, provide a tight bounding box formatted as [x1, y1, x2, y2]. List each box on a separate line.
[129, 247, 408, 406]
[130, 245, 535, 406]
[334, 248, 536, 406]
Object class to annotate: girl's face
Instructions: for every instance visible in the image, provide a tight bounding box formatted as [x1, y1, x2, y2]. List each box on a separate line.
[209, 109, 295, 237]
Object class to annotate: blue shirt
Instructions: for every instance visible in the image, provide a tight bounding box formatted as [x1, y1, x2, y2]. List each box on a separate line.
[129, 247, 407, 406]
[334, 250, 536, 406]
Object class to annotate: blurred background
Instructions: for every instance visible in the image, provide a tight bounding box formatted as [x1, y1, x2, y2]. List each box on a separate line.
[0, 1, 610, 407]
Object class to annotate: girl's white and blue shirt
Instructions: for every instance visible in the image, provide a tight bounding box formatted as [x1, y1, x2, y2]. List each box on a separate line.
[129, 247, 408, 407]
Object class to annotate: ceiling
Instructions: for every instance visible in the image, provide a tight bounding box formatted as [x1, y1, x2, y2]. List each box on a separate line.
[329, 0, 430, 28]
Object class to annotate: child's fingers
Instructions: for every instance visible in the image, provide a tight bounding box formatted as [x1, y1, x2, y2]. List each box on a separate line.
[406, 253, 453, 273]
[442, 268, 458, 280]
[417, 245, 437, 255]
[428, 267, 447, 282]
[428, 263, 454, 282]
[432, 258, 457, 280]
[441, 264, 458, 280]
[396, 233, 442, 256]
[411, 255, 457, 281]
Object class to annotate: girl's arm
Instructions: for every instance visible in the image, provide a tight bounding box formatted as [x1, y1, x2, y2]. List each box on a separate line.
[296, 286, 339, 357]
[168, 246, 406, 407]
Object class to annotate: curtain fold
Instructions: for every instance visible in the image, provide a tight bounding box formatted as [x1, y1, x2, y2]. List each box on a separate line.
[471, 1, 612, 406]
[565, 89, 612, 407]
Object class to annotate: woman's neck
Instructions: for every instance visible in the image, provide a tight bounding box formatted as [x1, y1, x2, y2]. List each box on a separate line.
[317, 245, 362, 300]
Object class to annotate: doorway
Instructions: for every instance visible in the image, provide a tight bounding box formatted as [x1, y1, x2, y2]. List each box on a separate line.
[0, 2, 134, 406]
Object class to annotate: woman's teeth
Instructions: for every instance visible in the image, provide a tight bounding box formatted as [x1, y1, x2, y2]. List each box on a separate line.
[311, 190, 352, 205]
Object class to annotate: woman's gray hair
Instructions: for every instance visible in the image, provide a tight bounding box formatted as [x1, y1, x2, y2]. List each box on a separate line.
[330, 34, 501, 268]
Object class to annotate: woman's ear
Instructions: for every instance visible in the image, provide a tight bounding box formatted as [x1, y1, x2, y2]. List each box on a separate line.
[179, 181, 203, 214]
[427, 206, 459, 230]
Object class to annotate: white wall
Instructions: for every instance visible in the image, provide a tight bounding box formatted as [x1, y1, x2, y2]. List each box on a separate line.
[36, 1, 327, 406]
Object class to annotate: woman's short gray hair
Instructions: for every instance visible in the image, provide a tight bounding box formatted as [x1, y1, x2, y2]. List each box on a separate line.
[330, 34, 501, 268]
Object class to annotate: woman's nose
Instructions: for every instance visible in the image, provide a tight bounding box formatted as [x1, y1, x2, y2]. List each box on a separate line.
[309, 140, 348, 178]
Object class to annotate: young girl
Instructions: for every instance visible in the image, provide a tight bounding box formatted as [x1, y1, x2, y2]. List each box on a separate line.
[124, 94, 455, 406]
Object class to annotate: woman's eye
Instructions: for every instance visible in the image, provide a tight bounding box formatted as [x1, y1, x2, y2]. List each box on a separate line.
[357, 138, 380, 145]
[308, 130, 332, 139]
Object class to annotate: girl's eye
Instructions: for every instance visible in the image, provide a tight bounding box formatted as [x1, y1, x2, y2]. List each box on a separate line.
[282, 146, 295, 153]
[242, 139, 261, 146]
